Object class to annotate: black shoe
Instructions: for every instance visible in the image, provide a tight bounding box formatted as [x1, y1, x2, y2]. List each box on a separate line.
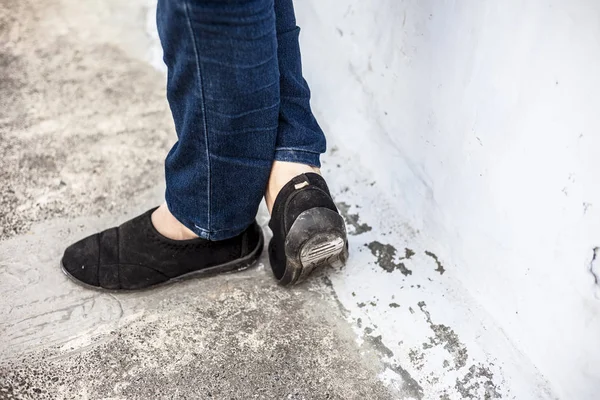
[61, 208, 263, 291]
[268, 173, 348, 286]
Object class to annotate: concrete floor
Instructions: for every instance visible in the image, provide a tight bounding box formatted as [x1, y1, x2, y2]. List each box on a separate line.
[0, 0, 565, 399]
[0, 214, 392, 399]
[0, 0, 397, 399]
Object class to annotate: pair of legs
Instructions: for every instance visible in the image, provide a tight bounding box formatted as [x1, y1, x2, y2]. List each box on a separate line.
[153, 0, 325, 241]
[60, 0, 348, 290]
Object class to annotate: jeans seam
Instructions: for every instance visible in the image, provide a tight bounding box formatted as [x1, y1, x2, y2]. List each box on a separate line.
[207, 102, 279, 119]
[275, 148, 321, 154]
[184, 0, 211, 233]
[198, 53, 276, 70]
[205, 80, 278, 101]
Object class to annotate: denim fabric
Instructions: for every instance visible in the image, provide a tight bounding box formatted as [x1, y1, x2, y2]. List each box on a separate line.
[274, 0, 326, 166]
[157, 0, 325, 240]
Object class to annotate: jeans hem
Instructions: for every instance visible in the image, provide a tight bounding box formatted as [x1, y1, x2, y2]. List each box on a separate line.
[165, 192, 251, 241]
[274, 148, 322, 168]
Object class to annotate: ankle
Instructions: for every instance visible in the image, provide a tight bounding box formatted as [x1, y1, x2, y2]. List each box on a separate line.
[265, 161, 321, 214]
[151, 203, 199, 240]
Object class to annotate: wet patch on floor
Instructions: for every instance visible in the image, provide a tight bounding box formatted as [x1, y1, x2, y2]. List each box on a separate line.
[408, 348, 426, 371]
[418, 301, 467, 370]
[383, 363, 424, 400]
[337, 202, 373, 235]
[360, 325, 425, 400]
[454, 364, 502, 399]
[367, 241, 413, 275]
[389, 301, 506, 399]
[404, 248, 416, 259]
[424, 251, 446, 275]
[365, 334, 394, 358]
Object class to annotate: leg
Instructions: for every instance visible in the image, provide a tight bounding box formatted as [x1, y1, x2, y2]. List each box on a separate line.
[273, 0, 326, 167]
[266, 0, 348, 285]
[61, 0, 280, 290]
[158, 0, 280, 240]
[265, 0, 325, 211]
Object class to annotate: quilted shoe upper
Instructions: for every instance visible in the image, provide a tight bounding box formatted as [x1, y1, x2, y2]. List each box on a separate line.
[61, 208, 262, 290]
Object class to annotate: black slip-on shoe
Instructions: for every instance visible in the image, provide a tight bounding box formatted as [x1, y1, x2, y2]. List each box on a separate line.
[268, 173, 348, 286]
[61, 208, 263, 291]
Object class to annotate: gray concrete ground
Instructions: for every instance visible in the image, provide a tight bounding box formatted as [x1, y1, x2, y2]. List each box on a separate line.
[0, 0, 397, 398]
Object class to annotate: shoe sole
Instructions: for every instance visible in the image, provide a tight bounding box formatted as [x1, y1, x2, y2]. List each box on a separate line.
[60, 229, 264, 292]
[281, 207, 348, 286]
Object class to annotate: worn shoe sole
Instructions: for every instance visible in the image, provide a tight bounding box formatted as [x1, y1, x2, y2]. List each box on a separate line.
[60, 229, 264, 292]
[281, 207, 348, 286]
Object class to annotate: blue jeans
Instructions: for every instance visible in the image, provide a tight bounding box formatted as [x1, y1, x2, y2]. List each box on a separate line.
[157, 0, 326, 240]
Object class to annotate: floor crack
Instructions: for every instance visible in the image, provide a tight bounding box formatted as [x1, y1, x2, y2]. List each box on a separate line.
[589, 247, 599, 286]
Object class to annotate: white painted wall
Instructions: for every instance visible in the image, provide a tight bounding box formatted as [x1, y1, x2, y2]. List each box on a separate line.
[296, 0, 600, 398]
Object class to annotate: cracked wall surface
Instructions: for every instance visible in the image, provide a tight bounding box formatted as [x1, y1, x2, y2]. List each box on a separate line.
[589, 247, 599, 286]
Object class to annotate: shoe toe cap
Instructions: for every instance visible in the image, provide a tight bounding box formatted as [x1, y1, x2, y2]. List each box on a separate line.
[62, 234, 101, 287]
[62, 228, 167, 290]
